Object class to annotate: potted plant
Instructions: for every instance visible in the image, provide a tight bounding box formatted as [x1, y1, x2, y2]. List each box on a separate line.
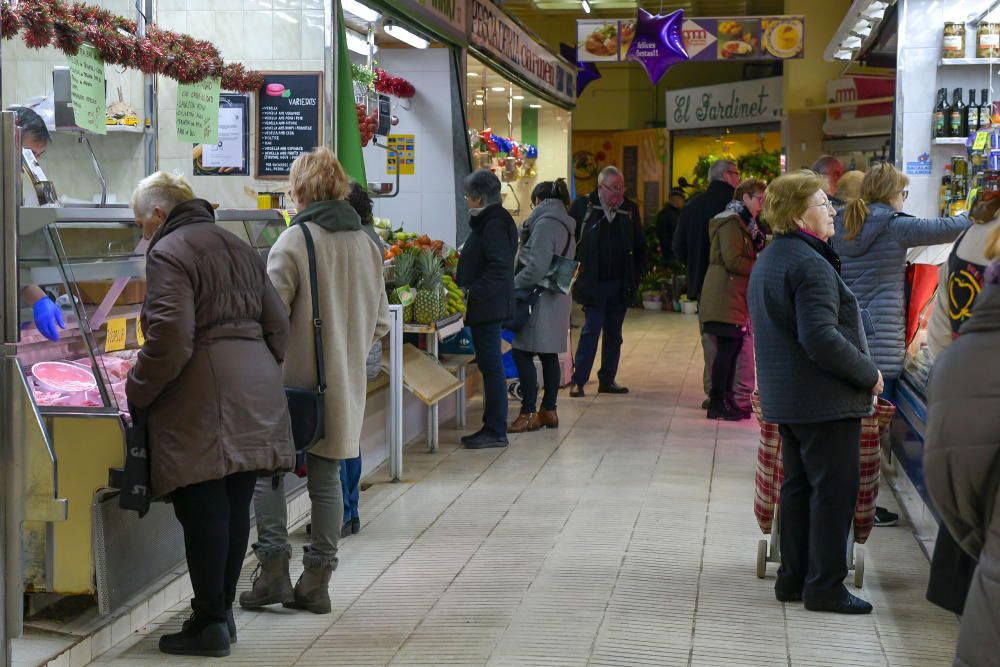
[639, 271, 666, 311]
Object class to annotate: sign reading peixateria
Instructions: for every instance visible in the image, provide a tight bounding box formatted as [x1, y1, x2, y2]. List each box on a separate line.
[666, 76, 783, 130]
[469, 0, 575, 107]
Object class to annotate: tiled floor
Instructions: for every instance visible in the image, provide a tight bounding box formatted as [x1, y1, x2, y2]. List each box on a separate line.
[92, 311, 960, 666]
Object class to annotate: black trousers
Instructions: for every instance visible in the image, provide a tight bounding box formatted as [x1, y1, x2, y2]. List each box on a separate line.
[512, 349, 560, 413]
[777, 418, 861, 603]
[171, 471, 259, 624]
[705, 323, 744, 400]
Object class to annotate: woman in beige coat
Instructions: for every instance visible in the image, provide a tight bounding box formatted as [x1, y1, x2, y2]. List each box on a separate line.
[241, 148, 390, 615]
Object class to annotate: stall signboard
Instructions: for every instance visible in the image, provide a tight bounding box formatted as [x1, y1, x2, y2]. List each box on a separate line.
[823, 76, 895, 137]
[255, 72, 323, 179]
[666, 76, 783, 130]
[578, 15, 804, 63]
[469, 0, 576, 107]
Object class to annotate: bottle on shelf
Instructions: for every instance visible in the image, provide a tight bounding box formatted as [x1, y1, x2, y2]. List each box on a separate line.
[980, 89, 992, 131]
[966, 88, 978, 133]
[934, 88, 950, 138]
[950, 87, 966, 137]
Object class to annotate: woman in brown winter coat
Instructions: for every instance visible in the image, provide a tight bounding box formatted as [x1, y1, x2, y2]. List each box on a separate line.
[126, 172, 294, 658]
[699, 178, 765, 421]
[241, 148, 390, 616]
[925, 227, 1000, 667]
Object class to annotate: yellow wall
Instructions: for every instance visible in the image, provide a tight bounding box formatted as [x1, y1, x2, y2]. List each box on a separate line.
[671, 131, 782, 187]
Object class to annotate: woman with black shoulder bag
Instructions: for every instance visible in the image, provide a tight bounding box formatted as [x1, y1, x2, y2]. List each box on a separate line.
[509, 179, 576, 433]
[241, 148, 389, 615]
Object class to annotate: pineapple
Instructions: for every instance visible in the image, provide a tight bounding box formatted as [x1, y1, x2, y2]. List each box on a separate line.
[413, 251, 445, 325]
[391, 250, 417, 322]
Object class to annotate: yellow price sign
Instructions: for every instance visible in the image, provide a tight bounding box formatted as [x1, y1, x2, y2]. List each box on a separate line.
[974, 131, 989, 151]
[280, 210, 293, 227]
[105, 318, 127, 352]
[135, 317, 145, 346]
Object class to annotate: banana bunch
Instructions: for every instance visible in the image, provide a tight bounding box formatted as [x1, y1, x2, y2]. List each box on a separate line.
[443, 275, 466, 316]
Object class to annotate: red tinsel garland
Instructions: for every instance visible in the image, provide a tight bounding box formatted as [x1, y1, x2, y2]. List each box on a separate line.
[374, 68, 415, 99]
[1, 0, 263, 92]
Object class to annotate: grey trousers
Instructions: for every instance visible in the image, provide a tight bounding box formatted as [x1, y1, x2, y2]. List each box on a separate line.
[702, 327, 756, 410]
[253, 452, 342, 568]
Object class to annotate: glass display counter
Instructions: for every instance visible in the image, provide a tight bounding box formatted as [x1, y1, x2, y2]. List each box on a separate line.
[11, 207, 291, 613]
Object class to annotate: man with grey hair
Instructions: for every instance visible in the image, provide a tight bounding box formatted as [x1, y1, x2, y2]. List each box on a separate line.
[811, 154, 845, 207]
[673, 159, 742, 409]
[457, 169, 518, 448]
[568, 165, 647, 396]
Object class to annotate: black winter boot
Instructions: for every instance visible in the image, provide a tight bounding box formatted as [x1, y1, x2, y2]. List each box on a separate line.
[707, 393, 746, 421]
[159, 620, 230, 657]
[723, 392, 752, 420]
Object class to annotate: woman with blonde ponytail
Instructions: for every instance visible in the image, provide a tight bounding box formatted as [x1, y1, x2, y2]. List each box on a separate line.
[831, 161, 970, 397]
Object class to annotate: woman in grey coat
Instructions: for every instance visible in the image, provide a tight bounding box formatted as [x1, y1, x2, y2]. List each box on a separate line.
[832, 162, 970, 395]
[509, 180, 575, 433]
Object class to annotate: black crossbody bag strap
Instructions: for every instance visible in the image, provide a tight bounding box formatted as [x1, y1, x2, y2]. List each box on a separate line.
[298, 223, 327, 394]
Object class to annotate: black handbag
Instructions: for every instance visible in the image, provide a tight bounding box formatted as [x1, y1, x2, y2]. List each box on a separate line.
[285, 222, 326, 453]
[115, 403, 151, 517]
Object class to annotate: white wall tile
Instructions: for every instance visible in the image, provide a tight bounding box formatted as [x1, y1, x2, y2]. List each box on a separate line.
[184, 11, 218, 42]
[245, 0, 273, 10]
[301, 10, 325, 61]
[110, 614, 131, 647]
[68, 638, 92, 667]
[273, 11, 303, 61]
[243, 12, 275, 60]
[91, 626, 112, 659]
[215, 11, 248, 61]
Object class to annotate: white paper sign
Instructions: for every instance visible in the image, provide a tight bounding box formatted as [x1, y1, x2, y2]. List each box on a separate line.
[22, 148, 48, 182]
[202, 107, 244, 169]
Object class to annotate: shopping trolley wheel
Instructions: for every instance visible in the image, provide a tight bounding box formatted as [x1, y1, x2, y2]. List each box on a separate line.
[853, 547, 865, 588]
[756, 539, 768, 579]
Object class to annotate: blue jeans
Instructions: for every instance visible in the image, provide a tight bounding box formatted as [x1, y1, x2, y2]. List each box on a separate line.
[471, 322, 507, 437]
[340, 456, 361, 524]
[572, 280, 628, 387]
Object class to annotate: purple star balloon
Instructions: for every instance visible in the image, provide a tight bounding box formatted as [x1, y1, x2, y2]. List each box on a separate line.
[560, 42, 602, 97]
[626, 8, 689, 85]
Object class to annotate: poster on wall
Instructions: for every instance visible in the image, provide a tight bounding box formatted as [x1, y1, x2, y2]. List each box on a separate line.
[577, 15, 804, 62]
[193, 94, 250, 176]
[386, 135, 416, 176]
[255, 72, 323, 179]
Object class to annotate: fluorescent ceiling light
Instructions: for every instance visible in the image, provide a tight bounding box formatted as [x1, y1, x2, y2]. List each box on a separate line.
[345, 30, 374, 55]
[529, 104, 542, 108]
[384, 23, 429, 49]
[582, 0, 591, 13]
[513, 95, 525, 100]
[491, 86, 507, 92]
[843, 35, 862, 48]
[467, 72, 479, 77]
[342, 0, 379, 23]
[475, 100, 484, 106]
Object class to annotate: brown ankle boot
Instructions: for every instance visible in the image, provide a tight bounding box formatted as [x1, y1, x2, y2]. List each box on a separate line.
[535, 409, 559, 429]
[509, 413, 539, 433]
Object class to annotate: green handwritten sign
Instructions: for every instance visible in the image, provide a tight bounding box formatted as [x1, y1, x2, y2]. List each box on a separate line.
[176, 78, 221, 144]
[67, 45, 107, 135]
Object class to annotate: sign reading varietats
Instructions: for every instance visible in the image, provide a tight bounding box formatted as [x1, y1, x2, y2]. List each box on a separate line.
[255, 72, 323, 179]
[666, 76, 783, 130]
[469, 0, 575, 107]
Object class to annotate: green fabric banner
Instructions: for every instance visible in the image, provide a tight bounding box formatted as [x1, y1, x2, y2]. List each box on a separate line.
[520, 107, 538, 148]
[336, 3, 367, 186]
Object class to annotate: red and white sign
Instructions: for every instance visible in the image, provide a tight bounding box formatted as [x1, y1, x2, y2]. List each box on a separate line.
[824, 76, 895, 136]
[682, 19, 717, 59]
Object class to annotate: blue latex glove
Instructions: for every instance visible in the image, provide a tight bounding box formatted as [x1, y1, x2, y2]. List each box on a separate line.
[32, 296, 65, 341]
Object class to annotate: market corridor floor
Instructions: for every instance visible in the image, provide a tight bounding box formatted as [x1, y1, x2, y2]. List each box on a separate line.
[95, 311, 959, 667]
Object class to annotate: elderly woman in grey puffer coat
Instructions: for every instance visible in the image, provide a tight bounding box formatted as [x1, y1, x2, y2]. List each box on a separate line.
[832, 162, 970, 397]
[925, 242, 1000, 667]
[509, 179, 575, 433]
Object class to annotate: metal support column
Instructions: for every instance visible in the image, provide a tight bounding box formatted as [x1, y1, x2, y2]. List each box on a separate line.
[386, 305, 403, 482]
[427, 334, 439, 453]
[0, 109, 15, 667]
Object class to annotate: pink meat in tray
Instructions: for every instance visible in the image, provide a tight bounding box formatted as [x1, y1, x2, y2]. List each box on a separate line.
[32, 361, 98, 394]
[31, 387, 65, 406]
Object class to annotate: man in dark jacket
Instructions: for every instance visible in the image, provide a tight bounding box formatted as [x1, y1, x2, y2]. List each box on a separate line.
[656, 188, 685, 265]
[456, 169, 517, 449]
[568, 166, 648, 396]
[811, 154, 845, 209]
[673, 160, 741, 408]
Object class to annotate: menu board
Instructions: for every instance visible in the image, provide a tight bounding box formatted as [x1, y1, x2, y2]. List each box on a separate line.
[577, 15, 804, 63]
[255, 72, 323, 179]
